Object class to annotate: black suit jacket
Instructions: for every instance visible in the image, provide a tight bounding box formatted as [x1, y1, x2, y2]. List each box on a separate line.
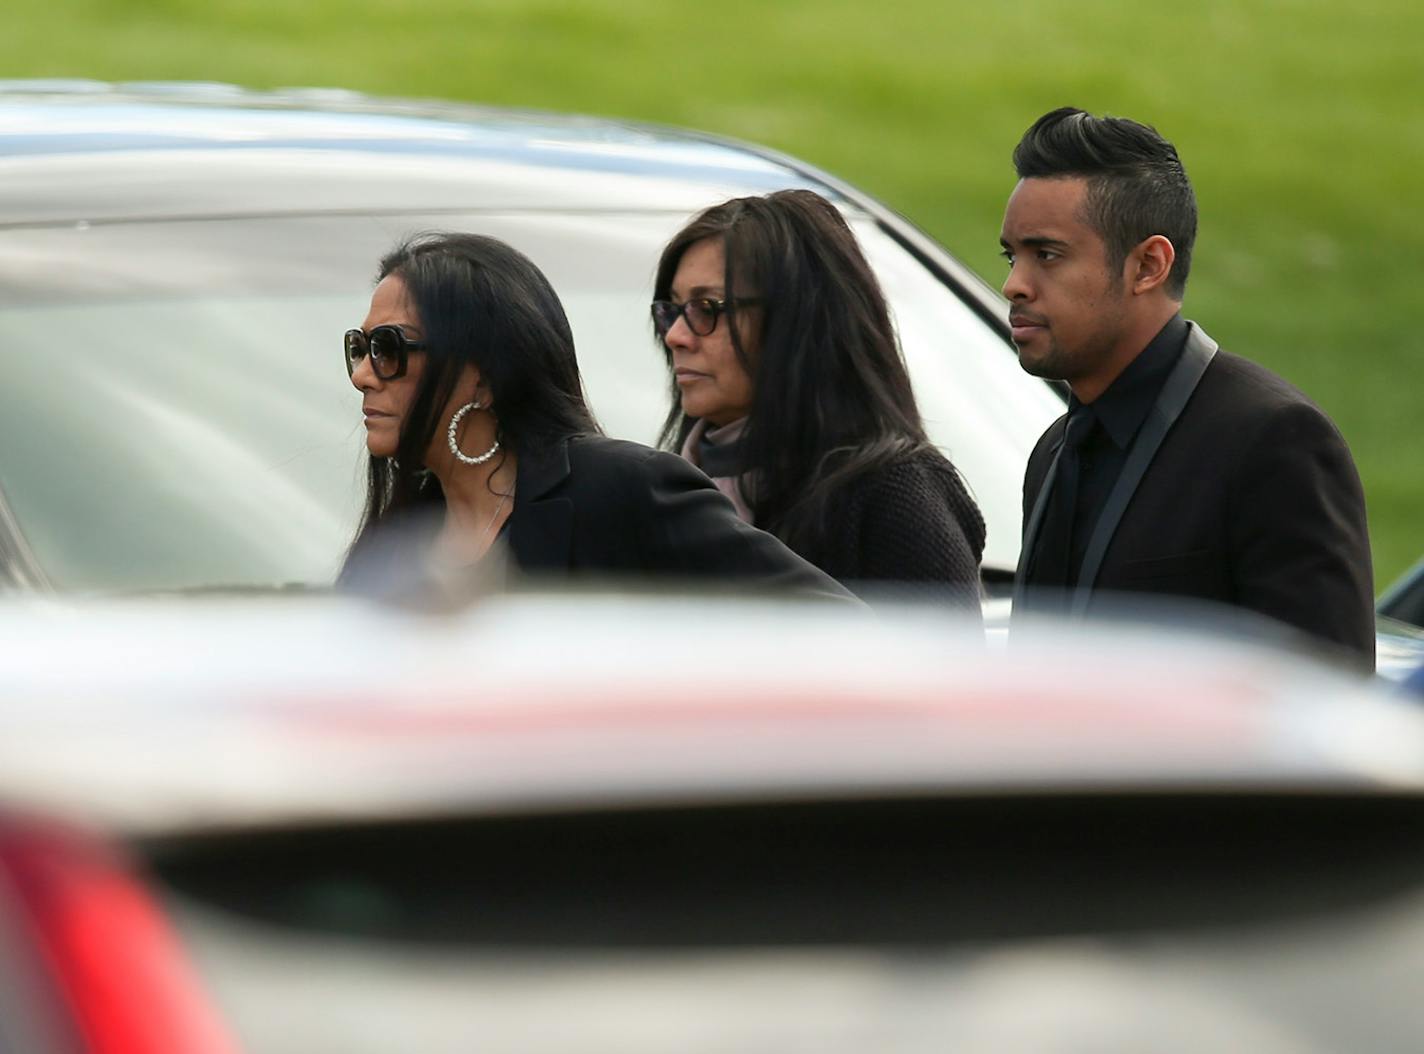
[341, 434, 852, 602]
[1015, 323, 1374, 668]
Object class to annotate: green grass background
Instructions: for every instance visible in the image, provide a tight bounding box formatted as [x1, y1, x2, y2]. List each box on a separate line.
[7, 0, 1421, 585]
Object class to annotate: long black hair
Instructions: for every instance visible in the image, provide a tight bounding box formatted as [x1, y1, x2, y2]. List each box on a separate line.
[345, 232, 600, 562]
[653, 189, 934, 557]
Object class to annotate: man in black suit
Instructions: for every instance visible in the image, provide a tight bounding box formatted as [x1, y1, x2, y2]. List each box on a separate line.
[1002, 107, 1374, 669]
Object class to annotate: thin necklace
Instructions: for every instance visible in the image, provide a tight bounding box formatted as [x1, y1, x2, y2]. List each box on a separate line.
[475, 486, 512, 558]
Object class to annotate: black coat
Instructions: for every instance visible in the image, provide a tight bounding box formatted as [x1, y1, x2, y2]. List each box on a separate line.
[1015, 323, 1374, 668]
[508, 435, 851, 596]
[342, 435, 853, 602]
[793, 450, 986, 613]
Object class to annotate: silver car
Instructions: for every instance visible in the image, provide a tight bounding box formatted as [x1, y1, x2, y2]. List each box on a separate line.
[0, 80, 1063, 595]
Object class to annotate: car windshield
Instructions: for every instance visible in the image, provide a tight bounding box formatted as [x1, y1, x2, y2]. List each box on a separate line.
[0, 211, 1057, 592]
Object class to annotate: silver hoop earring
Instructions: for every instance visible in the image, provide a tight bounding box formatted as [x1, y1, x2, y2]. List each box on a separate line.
[448, 401, 500, 465]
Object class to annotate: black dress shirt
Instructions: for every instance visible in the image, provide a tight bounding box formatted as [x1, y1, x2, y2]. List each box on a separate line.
[1055, 314, 1191, 587]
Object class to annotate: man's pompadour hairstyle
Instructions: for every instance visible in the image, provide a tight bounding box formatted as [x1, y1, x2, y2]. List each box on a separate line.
[1013, 107, 1197, 299]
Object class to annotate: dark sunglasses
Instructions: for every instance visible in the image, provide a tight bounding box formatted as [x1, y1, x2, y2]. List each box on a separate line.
[344, 325, 427, 380]
[650, 297, 760, 338]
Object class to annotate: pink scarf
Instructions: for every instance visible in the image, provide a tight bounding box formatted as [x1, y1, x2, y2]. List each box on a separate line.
[680, 418, 755, 524]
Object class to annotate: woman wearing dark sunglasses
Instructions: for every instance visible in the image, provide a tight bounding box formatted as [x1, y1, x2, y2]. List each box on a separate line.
[652, 190, 985, 610]
[338, 231, 849, 601]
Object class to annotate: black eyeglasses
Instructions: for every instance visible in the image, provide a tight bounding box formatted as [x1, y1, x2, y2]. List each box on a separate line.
[650, 297, 760, 338]
[344, 325, 427, 380]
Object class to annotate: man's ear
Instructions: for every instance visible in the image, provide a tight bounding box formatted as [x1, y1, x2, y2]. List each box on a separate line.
[1130, 235, 1177, 296]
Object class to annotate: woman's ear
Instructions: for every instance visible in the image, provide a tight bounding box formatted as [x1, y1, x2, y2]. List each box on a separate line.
[473, 371, 494, 410]
[455, 364, 491, 408]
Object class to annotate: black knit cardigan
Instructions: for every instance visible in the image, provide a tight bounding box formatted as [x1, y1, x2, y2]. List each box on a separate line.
[792, 449, 986, 612]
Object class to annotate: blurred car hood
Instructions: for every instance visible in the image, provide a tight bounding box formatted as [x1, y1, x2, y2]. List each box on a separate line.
[1, 591, 1420, 838]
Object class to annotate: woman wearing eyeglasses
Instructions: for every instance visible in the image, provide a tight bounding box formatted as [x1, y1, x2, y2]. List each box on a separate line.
[338, 231, 849, 602]
[652, 190, 985, 610]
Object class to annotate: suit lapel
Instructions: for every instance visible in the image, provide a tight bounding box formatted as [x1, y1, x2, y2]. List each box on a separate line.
[1012, 421, 1071, 609]
[507, 438, 574, 572]
[1069, 323, 1218, 613]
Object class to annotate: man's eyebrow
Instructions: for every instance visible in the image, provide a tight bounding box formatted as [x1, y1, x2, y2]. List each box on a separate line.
[1006, 235, 1070, 250]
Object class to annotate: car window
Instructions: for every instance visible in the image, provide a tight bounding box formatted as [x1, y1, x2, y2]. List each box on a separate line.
[0, 218, 371, 591]
[0, 210, 1056, 592]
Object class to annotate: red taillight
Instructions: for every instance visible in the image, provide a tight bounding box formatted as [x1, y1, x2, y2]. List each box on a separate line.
[0, 817, 241, 1054]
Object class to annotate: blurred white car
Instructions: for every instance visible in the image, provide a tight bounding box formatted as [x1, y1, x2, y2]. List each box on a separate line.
[2, 591, 1424, 1052]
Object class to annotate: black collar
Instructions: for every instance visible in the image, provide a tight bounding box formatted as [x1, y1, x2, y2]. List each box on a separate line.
[1076, 314, 1190, 450]
[514, 436, 574, 502]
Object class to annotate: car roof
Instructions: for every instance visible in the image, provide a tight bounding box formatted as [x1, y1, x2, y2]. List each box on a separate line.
[0, 80, 846, 225]
[1, 591, 1419, 838]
